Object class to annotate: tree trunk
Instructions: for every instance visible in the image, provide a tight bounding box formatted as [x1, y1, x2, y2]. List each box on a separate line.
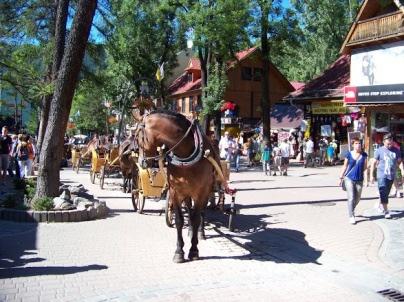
[37, 0, 69, 155]
[36, 0, 97, 198]
[198, 46, 210, 133]
[260, 2, 271, 144]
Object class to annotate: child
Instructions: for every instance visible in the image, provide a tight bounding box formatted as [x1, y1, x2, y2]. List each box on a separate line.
[261, 142, 271, 176]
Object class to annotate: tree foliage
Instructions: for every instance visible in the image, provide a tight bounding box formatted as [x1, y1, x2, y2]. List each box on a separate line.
[270, 0, 361, 82]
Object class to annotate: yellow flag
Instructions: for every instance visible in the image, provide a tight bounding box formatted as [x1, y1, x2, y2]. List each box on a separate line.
[155, 63, 164, 81]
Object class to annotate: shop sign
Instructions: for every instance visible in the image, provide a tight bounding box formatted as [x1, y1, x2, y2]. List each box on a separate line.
[344, 84, 404, 104]
[311, 102, 346, 115]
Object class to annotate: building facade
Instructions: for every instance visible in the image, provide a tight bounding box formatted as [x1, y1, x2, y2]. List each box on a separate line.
[168, 47, 294, 135]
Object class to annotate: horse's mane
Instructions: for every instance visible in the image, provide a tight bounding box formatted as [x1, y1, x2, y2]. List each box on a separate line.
[149, 109, 191, 129]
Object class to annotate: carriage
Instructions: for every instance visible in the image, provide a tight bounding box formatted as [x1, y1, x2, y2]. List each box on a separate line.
[131, 163, 166, 214]
[71, 145, 92, 173]
[89, 148, 107, 184]
[99, 146, 121, 189]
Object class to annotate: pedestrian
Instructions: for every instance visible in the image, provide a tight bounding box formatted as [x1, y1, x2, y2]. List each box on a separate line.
[339, 138, 368, 225]
[327, 139, 338, 165]
[318, 137, 328, 166]
[9, 134, 20, 178]
[246, 137, 255, 167]
[218, 131, 230, 160]
[26, 135, 36, 176]
[272, 143, 282, 176]
[280, 139, 290, 176]
[261, 141, 271, 176]
[371, 133, 402, 219]
[0, 126, 13, 181]
[304, 137, 315, 168]
[16, 134, 30, 179]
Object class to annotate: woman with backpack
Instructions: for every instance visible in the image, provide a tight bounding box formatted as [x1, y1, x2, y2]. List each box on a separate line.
[16, 135, 30, 178]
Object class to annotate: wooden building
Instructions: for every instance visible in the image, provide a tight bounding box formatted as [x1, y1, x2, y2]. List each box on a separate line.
[168, 47, 294, 133]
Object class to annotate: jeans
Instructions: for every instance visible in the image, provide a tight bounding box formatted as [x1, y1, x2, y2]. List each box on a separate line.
[377, 177, 394, 204]
[344, 177, 363, 217]
[233, 154, 240, 171]
[304, 153, 314, 167]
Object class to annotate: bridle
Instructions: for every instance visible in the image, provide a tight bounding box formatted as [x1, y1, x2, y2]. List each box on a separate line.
[134, 113, 204, 168]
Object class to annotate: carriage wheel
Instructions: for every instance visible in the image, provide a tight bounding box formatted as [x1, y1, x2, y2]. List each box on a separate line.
[100, 166, 105, 189]
[164, 190, 175, 228]
[90, 170, 96, 184]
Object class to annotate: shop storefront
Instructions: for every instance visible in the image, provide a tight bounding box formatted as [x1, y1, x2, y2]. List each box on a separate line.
[344, 41, 404, 156]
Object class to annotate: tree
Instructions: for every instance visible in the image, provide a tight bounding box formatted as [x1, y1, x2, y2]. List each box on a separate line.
[272, 0, 361, 82]
[182, 0, 250, 133]
[36, 0, 97, 197]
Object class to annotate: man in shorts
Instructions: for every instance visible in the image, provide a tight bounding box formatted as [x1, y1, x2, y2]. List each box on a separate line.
[0, 126, 12, 181]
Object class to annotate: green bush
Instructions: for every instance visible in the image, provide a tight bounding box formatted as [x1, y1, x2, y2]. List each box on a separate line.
[31, 197, 54, 211]
[25, 186, 36, 202]
[25, 178, 36, 188]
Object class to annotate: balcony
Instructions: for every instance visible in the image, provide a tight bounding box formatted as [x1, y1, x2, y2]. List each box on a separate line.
[348, 12, 404, 45]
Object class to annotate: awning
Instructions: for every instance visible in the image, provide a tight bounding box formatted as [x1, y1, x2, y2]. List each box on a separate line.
[270, 104, 303, 129]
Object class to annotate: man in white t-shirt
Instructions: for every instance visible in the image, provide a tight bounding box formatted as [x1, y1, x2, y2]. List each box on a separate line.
[304, 137, 315, 168]
[279, 139, 290, 176]
[219, 131, 230, 160]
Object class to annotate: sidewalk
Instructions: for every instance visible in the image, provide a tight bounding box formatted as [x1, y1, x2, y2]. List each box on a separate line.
[1, 163, 404, 302]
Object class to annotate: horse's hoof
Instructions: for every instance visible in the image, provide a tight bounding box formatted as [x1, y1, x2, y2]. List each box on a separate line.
[188, 251, 199, 261]
[173, 253, 185, 263]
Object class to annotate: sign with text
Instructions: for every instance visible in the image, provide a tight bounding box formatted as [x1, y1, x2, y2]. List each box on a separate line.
[311, 101, 347, 115]
[344, 84, 404, 104]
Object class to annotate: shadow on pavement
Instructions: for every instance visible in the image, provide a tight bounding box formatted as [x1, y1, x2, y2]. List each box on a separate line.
[236, 185, 340, 192]
[205, 211, 322, 265]
[0, 264, 108, 279]
[238, 196, 379, 209]
[0, 222, 108, 279]
[358, 209, 404, 223]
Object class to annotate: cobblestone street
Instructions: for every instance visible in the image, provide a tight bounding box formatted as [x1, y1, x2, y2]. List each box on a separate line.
[1, 163, 404, 302]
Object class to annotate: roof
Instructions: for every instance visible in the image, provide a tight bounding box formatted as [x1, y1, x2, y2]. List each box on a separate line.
[340, 0, 404, 54]
[167, 72, 201, 96]
[235, 47, 258, 61]
[290, 81, 305, 90]
[270, 104, 303, 129]
[184, 58, 201, 71]
[284, 54, 350, 101]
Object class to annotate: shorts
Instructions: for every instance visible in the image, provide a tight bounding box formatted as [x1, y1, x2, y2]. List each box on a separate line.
[281, 157, 289, 165]
[0, 154, 10, 171]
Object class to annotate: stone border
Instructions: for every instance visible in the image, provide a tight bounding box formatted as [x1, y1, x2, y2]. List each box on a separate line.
[0, 207, 106, 223]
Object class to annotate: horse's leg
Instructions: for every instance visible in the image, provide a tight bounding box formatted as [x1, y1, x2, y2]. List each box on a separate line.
[188, 207, 201, 261]
[173, 204, 185, 263]
[198, 211, 206, 240]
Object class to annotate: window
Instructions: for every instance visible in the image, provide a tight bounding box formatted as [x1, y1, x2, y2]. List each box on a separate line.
[189, 96, 194, 112]
[253, 68, 263, 81]
[187, 73, 193, 82]
[181, 98, 186, 113]
[241, 67, 252, 80]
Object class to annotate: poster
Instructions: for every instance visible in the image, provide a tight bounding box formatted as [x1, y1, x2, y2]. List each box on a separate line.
[320, 125, 332, 137]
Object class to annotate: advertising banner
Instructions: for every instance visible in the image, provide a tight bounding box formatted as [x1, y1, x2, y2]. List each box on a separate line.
[312, 101, 347, 114]
[344, 84, 404, 104]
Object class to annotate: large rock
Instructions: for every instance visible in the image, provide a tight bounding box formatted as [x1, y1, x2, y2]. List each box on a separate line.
[73, 196, 90, 206]
[60, 189, 71, 202]
[59, 202, 76, 210]
[76, 201, 94, 210]
[69, 185, 86, 195]
[53, 197, 66, 209]
[87, 206, 97, 220]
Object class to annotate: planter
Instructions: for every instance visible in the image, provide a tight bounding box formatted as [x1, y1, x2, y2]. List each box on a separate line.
[0, 208, 108, 223]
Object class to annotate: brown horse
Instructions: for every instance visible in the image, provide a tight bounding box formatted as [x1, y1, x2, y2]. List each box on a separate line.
[119, 135, 138, 193]
[135, 109, 222, 263]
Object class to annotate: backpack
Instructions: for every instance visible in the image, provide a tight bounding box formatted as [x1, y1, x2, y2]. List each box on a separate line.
[18, 144, 29, 161]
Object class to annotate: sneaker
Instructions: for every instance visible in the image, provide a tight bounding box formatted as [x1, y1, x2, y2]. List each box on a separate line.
[349, 217, 356, 224]
[283, 172, 287, 176]
[384, 211, 391, 219]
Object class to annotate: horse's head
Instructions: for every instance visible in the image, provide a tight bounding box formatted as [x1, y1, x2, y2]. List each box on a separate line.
[131, 97, 156, 122]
